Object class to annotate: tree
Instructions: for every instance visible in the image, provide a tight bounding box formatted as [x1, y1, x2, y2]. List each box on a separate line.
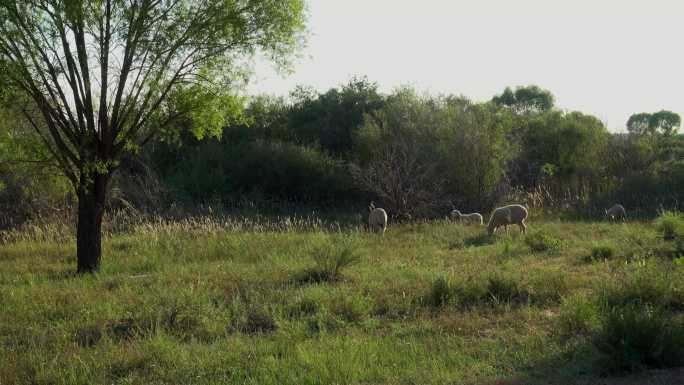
[0, 0, 306, 272]
[492, 85, 554, 114]
[649, 110, 681, 136]
[626, 113, 652, 135]
[352, 88, 515, 217]
[626, 110, 681, 136]
[286, 76, 384, 155]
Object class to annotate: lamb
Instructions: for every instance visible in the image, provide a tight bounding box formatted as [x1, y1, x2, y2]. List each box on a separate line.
[605, 204, 626, 222]
[368, 201, 388, 235]
[487, 204, 528, 235]
[450, 209, 484, 225]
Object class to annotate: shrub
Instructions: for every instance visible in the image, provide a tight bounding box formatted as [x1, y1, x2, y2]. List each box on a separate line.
[591, 244, 615, 260]
[655, 211, 684, 241]
[601, 264, 683, 310]
[486, 273, 529, 305]
[528, 269, 569, 304]
[241, 309, 278, 334]
[428, 277, 456, 308]
[329, 295, 371, 323]
[556, 294, 599, 337]
[593, 304, 684, 372]
[426, 275, 487, 309]
[294, 236, 361, 284]
[582, 243, 617, 263]
[463, 233, 495, 247]
[427, 272, 531, 309]
[524, 230, 565, 253]
[286, 297, 320, 318]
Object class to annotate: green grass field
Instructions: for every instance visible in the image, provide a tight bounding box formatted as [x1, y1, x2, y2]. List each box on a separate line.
[2, 215, 684, 384]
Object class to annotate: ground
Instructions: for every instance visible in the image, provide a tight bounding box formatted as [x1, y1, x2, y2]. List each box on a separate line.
[1, 216, 683, 384]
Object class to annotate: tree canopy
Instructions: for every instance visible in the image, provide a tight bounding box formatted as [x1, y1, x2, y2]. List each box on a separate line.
[0, 0, 307, 272]
[627, 110, 681, 136]
[492, 85, 554, 114]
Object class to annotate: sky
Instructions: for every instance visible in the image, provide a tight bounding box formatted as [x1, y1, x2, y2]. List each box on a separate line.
[247, 0, 684, 131]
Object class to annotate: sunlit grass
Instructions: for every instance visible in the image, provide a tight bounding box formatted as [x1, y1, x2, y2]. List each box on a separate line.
[0, 215, 682, 384]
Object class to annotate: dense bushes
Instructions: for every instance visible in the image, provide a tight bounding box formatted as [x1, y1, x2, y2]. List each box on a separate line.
[150, 139, 358, 208]
[2, 78, 683, 220]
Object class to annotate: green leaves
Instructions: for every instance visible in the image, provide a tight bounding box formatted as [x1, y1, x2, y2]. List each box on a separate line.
[492, 85, 555, 114]
[627, 110, 681, 136]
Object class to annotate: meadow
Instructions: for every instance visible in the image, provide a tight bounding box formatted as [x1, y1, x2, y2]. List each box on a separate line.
[2, 213, 684, 385]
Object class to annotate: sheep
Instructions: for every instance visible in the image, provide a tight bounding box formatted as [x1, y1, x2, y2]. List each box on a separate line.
[450, 209, 484, 225]
[487, 204, 528, 236]
[605, 204, 626, 222]
[368, 201, 388, 235]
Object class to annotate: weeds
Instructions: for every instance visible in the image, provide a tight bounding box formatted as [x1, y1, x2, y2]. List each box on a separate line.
[524, 230, 566, 253]
[594, 304, 684, 372]
[556, 294, 599, 337]
[655, 211, 684, 241]
[293, 235, 361, 284]
[590, 244, 615, 260]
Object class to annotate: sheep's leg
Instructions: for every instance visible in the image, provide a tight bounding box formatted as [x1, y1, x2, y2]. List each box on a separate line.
[381, 225, 386, 236]
[518, 221, 526, 234]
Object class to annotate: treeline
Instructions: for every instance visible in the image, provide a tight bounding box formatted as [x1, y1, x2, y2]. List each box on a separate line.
[1, 78, 682, 225]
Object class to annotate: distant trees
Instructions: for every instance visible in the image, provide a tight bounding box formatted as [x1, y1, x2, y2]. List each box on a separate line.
[286, 77, 385, 155]
[492, 85, 555, 114]
[515, 111, 609, 188]
[3, 58, 683, 228]
[331, 88, 513, 216]
[627, 110, 681, 136]
[147, 82, 683, 217]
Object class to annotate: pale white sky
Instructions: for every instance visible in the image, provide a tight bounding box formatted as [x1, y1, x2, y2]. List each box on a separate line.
[248, 0, 683, 131]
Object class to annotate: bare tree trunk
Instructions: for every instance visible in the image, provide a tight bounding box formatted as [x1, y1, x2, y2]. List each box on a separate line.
[76, 173, 108, 273]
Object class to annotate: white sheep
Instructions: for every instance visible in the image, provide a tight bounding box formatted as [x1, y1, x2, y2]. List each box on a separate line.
[368, 202, 388, 235]
[605, 204, 626, 222]
[487, 204, 528, 235]
[450, 209, 484, 225]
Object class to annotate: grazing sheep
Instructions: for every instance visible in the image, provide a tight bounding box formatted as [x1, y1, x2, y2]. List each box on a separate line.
[450, 209, 484, 225]
[487, 204, 528, 235]
[368, 202, 388, 235]
[605, 204, 626, 222]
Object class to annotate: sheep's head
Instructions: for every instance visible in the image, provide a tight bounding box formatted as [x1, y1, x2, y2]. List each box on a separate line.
[450, 210, 461, 220]
[369, 201, 375, 212]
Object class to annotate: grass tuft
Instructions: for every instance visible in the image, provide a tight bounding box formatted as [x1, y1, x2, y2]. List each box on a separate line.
[293, 235, 361, 284]
[241, 309, 278, 334]
[594, 304, 684, 373]
[524, 230, 566, 253]
[655, 211, 684, 241]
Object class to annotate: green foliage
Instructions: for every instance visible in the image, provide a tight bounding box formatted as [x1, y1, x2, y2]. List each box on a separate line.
[585, 243, 617, 262]
[557, 294, 600, 337]
[524, 230, 566, 253]
[515, 110, 609, 192]
[295, 235, 361, 284]
[427, 269, 567, 309]
[594, 304, 684, 372]
[486, 272, 529, 305]
[241, 309, 278, 334]
[152, 139, 357, 207]
[600, 263, 684, 310]
[492, 85, 555, 114]
[655, 211, 684, 241]
[286, 76, 385, 155]
[353, 88, 514, 216]
[628, 111, 681, 136]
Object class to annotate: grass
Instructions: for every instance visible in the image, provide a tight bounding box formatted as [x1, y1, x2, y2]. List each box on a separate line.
[1, 214, 683, 384]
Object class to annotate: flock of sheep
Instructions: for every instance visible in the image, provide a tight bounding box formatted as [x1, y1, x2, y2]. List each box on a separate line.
[367, 202, 627, 236]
